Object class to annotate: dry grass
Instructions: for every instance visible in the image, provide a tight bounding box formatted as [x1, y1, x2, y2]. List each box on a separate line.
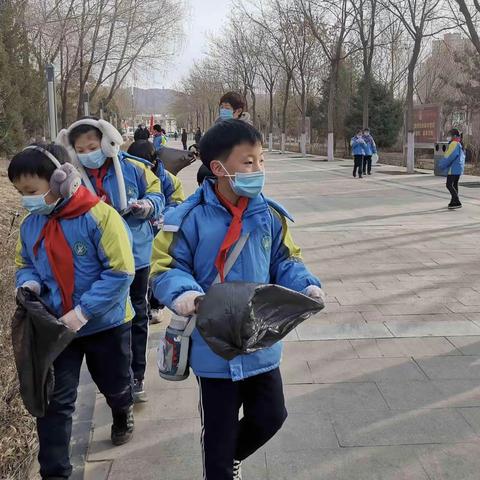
[0, 160, 37, 480]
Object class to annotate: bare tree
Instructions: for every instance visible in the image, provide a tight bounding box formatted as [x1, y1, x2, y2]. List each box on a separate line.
[299, 0, 358, 161]
[380, 0, 453, 172]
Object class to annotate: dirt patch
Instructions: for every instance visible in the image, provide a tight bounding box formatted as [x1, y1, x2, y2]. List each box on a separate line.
[0, 163, 37, 479]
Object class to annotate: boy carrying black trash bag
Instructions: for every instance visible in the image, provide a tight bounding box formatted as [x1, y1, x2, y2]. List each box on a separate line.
[150, 120, 323, 480]
[9, 144, 135, 480]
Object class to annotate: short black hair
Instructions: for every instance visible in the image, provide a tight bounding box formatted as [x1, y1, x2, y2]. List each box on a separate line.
[197, 164, 214, 185]
[198, 119, 262, 168]
[449, 128, 461, 137]
[127, 140, 156, 164]
[219, 91, 246, 111]
[69, 117, 102, 146]
[8, 143, 69, 183]
[153, 124, 162, 132]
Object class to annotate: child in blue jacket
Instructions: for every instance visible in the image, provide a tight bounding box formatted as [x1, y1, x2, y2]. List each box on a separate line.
[9, 144, 136, 479]
[56, 118, 165, 403]
[362, 128, 377, 175]
[351, 129, 367, 178]
[150, 120, 323, 480]
[438, 128, 465, 209]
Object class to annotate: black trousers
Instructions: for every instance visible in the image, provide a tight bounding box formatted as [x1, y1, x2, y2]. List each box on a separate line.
[37, 323, 132, 479]
[182, 141, 187, 150]
[130, 266, 150, 381]
[363, 155, 372, 174]
[197, 368, 287, 480]
[446, 174, 461, 205]
[353, 155, 364, 177]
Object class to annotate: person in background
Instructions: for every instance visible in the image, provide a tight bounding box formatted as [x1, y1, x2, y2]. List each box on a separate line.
[439, 128, 465, 210]
[134, 124, 150, 141]
[362, 128, 377, 176]
[9, 144, 136, 479]
[56, 118, 165, 404]
[218, 91, 252, 124]
[351, 129, 367, 179]
[181, 128, 188, 150]
[194, 127, 202, 145]
[152, 124, 164, 151]
[174, 131, 178, 141]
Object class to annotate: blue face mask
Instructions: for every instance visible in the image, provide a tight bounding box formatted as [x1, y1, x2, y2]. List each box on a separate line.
[220, 164, 265, 198]
[219, 108, 234, 120]
[77, 148, 107, 169]
[22, 191, 58, 215]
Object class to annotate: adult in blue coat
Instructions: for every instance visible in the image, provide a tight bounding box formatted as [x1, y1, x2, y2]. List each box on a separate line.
[438, 128, 465, 209]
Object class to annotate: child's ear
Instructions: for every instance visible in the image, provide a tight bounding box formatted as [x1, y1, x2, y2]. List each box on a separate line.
[209, 161, 225, 178]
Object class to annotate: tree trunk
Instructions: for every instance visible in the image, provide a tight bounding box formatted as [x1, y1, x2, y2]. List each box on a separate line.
[327, 60, 339, 161]
[363, 70, 371, 128]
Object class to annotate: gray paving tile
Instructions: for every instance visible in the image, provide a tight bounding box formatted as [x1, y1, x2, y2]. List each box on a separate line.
[332, 408, 477, 446]
[416, 443, 480, 480]
[415, 356, 480, 380]
[266, 413, 338, 452]
[385, 320, 480, 337]
[308, 358, 427, 383]
[284, 382, 389, 413]
[265, 446, 430, 480]
[296, 321, 392, 340]
[447, 335, 480, 354]
[282, 339, 358, 361]
[351, 337, 460, 358]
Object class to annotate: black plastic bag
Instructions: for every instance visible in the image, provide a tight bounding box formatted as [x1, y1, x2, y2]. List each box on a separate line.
[196, 283, 324, 360]
[157, 147, 196, 175]
[11, 288, 76, 417]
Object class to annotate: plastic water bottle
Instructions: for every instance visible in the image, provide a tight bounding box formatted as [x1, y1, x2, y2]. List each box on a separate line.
[157, 314, 191, 381]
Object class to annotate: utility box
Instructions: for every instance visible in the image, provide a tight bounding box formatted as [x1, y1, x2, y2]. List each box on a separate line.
[434, 141, 449, 176]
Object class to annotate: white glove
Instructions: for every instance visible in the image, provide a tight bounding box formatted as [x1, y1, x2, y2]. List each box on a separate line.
[20, 280, 41, 295]
[172, 291, 203, 316]
[130, 199, 154, 219]
[59, 306, 88, 332]
[303, 285, 326, 304]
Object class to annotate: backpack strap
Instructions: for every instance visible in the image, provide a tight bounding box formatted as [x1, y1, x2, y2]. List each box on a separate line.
[212, 233, 250, 285]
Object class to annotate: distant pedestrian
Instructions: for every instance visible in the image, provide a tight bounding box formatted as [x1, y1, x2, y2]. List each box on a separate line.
[351, 129, 367, 179]
[362, 128, 377, 176]
[181, 129, 188, 150]
[134, 124, 150, 141]
[438, 128, 465, 209]
[194, 127, 202, 144]
[174, 131, 178, 141]
[152, 124, 164, 150]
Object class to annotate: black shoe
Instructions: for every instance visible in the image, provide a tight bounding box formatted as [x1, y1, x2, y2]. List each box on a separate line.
[359, 175, 363, 178]
[448, 203, 462, 210]
[111, 405, 134, 446]
[368, 172, 372, 175]
[353, 174, 356, 178]
[133, 378, 148, 403]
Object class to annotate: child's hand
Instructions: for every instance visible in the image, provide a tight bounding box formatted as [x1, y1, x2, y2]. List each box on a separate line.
[59, 306, 87, 332]
[303, 285, 326, 304]
[172, 291, 203, 316]
[130, 199, 153, 219]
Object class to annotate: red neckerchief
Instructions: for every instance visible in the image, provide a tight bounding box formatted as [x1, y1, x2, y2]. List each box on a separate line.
[33, 186, 100, 314]
[214, 184, 249, 283]
[87, 158, 112, 204]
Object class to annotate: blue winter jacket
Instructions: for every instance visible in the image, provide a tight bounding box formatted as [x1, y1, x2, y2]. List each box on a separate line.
[362, 134, 377, 156]
[150, 179, 321, 381]
[15, 199, 135, 337]
[85, 152, 165, 269]
[153, 134, 163, 151]
[438, 140, 465, 175]
[351, 136, 367, 156]
[155, 162, 185, 210]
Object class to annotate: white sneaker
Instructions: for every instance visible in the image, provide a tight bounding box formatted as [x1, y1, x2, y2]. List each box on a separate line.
[233, 460, 242, 480]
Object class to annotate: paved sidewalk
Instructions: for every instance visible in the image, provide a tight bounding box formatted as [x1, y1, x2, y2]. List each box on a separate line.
[84, 153, 480, 479]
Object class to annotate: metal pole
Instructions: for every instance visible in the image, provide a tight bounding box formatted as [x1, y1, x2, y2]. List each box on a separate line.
[45, 64, 57, 141]
[83, 92, 90, 116]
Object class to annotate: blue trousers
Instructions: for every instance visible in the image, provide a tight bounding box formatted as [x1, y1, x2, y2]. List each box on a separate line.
[37, 322, 133, 479]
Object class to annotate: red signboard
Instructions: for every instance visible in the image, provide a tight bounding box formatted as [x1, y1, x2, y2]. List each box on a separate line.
[413, 104, 441, 144]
